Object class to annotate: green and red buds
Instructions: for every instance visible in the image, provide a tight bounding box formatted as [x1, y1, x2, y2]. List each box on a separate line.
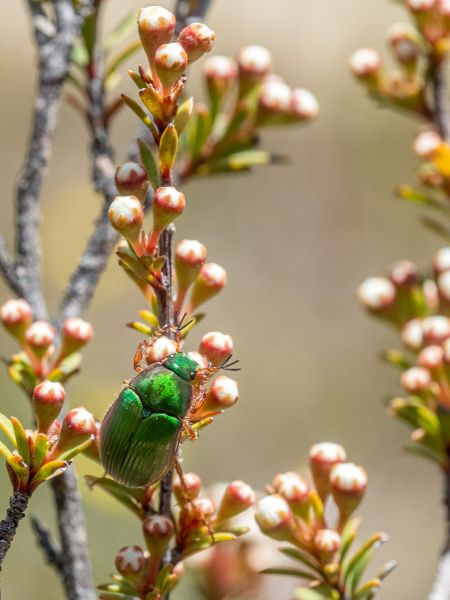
[330, 462, 368, 527]
[178, 23, 215, 63]
[154, 42, 188, 95]
[349, 48, 381, 80]
[258, 80, 292, 121]
[314, 529, 341, 560]
[137, 6, 176, 66]
[272, 471, 310, 518]
[238, 45, 272, 93]
[290, 88, 320, 121]
[216, 480, 255, 521]
[309, 442, 346, 501]
[32, 381, 65, 434]
[255, 494, 294, 542]
[400, 366, 431, 393]
[175, 239, 207, 311]
[51, 407, 96, 458]
[115, 162, 149, 202]
[147, 186, 185, 255]
[173, 471, 202, 502]
[204, 55, 237, 111]
[115, 545, 146, 575]
[203, 375, 239, 411]
[60, 317, 93, 358]
[143, 514, 174, 554]
[199, 331, 234, 366]
[25, 321, 56, 357]
[189, 263, 227, 311]
[0, 298, 32, 341]
[357, 277, 396, 313]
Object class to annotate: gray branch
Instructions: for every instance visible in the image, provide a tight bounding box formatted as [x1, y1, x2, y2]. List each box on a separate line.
[30, 516, 64, 576]
[0, 492, 29, 574]
[430, 58, 450, 142]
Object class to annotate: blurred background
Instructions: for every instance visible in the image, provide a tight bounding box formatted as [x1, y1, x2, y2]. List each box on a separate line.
[0, 1, 443, 598]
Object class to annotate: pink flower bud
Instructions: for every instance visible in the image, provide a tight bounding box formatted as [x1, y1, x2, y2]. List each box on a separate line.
[204, 375, 239, 411]
[33, 381, 65, 434]
[349, 48, 381, 78]
[418, 345, 443, 371]
[115, 162, 149, 202]
[216, 480, 255, 521]
[439, 0, 450, 16]
[25, 321, 56, 356]
[238, 45, 272, 81]
[181, 497, 216, 531]
[272, 472, 310, 512]
[413, 131, 442, 158]
[60, 317, 93, 357]
[400, 366, 431, 392]
[83, 419, 101, 462]
[309, 442, 347, 500]
[115, 545, 146, 575]
[255, 494, 294, 541]
[424, 280, 439, 312]
[357, 277, 396, 311]
[173, 471, 202, 501]
[143, 514, 174, 558]
[52, 407, 96, 457]
[290, 88, 319, 121]
[145, 336, 178, 364]
[175, 240, 208, 311]
[189, 263, 227, 311]
[314, 529, 341, 555]
[422, 316, 450, 344]
[204, 55, 237, 103]
[0, 299, 32, 342]
[187, 351, 209, 369]
[401, 319, 424, 350]
[407, 0, 436, 12]
[330, 463, 368, 521]
[443, 337, 450, 363]
[178, 23, 215, 63]
[199, 331, 234, 367]
[434, 247, 450, 275]
[138, 6, 176, 65]
[154, 42, 188, 94]
[148, 187, 186, 254]
[438, 271, 450, 302]
[387, 22, 421, 65]
[388, 260, 418, 287]
[108, 195, 144, 242]
[258, 81, 292, 115]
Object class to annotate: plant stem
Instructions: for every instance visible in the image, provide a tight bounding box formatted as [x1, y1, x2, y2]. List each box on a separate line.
[430, 57, 450, 142]
[0, 492, 30, 573]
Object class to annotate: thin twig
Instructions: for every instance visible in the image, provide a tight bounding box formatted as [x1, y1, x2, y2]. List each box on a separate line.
[430, 57, 450, 142]
[30, 516, 64, 576]
[0, 492, 30, 573]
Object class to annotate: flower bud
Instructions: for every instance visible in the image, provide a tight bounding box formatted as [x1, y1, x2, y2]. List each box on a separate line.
[138, 6, 176, 65]
[216, 480, 255, 521]
[434, 247, 450, 275]
[388, 260, 418, 287]
[314, 529, 341, 557]
[145, 336, 178, 364]
[83, 419, 101, 462]
[115, 545, 146, 575]
[255, 494, 295, 542]
[143, 514, 174, 556]
[438, 271, 450, 303]
[401, 319, 424, 350]
[387, 23, 421, 66]
[33, 381, 65, 434]
[181, 497, 216, 530]
[204, 375, 239, 411]
[400, 366, 431, 393]
[290, 88, 319, 121]
[204, 55, 237, 105]
[424, 280, 439, 312]
[115, 162, 149, 202]
[178, 23, 215, 63]
[357, 277, 396, 312]
[187, 351, 209, 369]
[173, 471, 202, 502]
[422, 316, 450, 344]
[413, 130, 442, 158]
[199, 331, 234, 367]
[272, 472, 310, 518]
[407, 0, 436, 12]
[330, 463, 368, 522]
[175, 239, 207, 310]
[147, 187, 186, 255]
[154, 42, 188, 94]
[60, 317, 93, 357]
[349, 48, 381, 79]
[309, 442, 347, 500]
[25, 321, 56, 357]
[418, 345, 443, 371]
[0, 298, 32, 341]
[258, 81, 292, 122]
[189, 263, 227, 311]
[238, 45, 272, 91]
[52, 407, 96, 457]
[108, 196, 144, 243]
[442, 337, 450, 363]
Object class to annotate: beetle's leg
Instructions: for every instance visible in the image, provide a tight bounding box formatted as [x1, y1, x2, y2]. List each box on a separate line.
[133, 340, 149, 372]
[181, 418, 197, 441]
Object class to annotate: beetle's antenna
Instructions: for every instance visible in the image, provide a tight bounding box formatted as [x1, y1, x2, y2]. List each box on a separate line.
[220, 354, 242, 372]
[176, 312, 195, 333]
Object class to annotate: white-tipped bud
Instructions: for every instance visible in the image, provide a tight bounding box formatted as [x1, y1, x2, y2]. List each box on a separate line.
[115, 162, 149, 202]
[434, 247, 450, 275]
[145, 336, 178, 364]
[0, 298, 32, 341]
[357, 277, 396, 311]
[255, 494, 294, 541]
[217, 480, 256, 520]
[309, 442, 347, 500]
[238, 45, 272, 79]
[25, 321, 56, 354]
[413, 131, 442, 158]
[187, 351, 209, 369]
[108, 196, 144, 241]
[400, 366, 431, 392]
[422, 316, 450, 344]
[115, 545, 146, 575]
[442, 337, 450, 363]
[272, 472, 310, 506]
[401, 319, 424, 350]
[290, 88, 319, 121]
[204, 375, 239, 410]
[258, 81, 292, 113]
[407, 0, 436, 12]
[438, 271, 450, 302]
[189, 263, 227, 310]
[173, 471, 202, 501]
[389, 260, 418, 287]
[204, 55, 237, 81]
[138, 6, 176, 64]
[154, 42, 188, 93]
[387, 22, 421, 65]
[349, 48, 381, 78]
[199, 331, 234, 367]
[330, 463, 368, 494]
[418, 345, 443, 370]
[178, 23, 215, 63]
[314, 529, 341, 555]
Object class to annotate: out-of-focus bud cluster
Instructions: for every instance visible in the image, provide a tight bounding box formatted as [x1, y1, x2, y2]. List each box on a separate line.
[358, 247, 450, 469]
[255, 444, 394, 598]
[1, 298, 94, 397]
[0, 382, 95, 494]
[95, 471, 255, 598]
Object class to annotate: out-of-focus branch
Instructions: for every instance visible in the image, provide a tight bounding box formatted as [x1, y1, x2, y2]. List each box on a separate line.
[30, 516, 64, 577]
[430, 58, 450, 142]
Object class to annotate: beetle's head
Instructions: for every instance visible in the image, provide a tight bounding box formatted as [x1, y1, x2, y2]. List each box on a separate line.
[163, 352, 200, 382]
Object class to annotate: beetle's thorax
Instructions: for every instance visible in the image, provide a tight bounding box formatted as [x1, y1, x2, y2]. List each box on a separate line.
[162, 352, 200, 381]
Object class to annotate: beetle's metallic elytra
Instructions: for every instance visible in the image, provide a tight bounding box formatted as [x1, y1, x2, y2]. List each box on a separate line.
[99, 352, 200, 488]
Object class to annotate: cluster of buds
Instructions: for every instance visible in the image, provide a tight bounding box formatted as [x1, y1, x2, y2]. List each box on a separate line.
[255, 444, 394, 598]
[0, 381, 96, 494]
[95, 472, 255, 598]
[0, 298, 93, 396]
[349, 1, 450, 120]
[358, 247, 450, 467]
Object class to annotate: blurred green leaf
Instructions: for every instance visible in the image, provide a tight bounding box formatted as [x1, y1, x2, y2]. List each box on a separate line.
[104, 9, 138, 52]
[340, 517, 361, 563]
[85, 475, 145, 519]
[138, 139, 160, 190]
[279, 547, 322, 574]
[106, 40, 141, 78]
[262, 567, 317, 580]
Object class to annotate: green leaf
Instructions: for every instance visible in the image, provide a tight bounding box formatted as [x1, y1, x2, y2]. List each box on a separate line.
[48, 352, 83, 383]
[137, 310, 159, 328]
[72, 43, 89, 68]
[138, 139, 160, 190]
[294, 589, 328, 600]
[397, 185, 448, 212]
[104, 9, 138, 52]
[420, 216, 450, 241]
[344, 533, 388, 592]
[122, 95, 157, 138]
[33, 433, 48, 472]
[159, 124, 178, 179]
[174, 97, 194, 135]
[84, 475, 145, 519]
[56, 435, 94, 463]
[139, 87, 164, 121]
[30, 460, 68, 489]
[278, 547, 322, 574]
[202, 150, 275, 175]
[0, 414, 16, 446]
[262, 567, 317, 580]
[106, 40, 141, 78]
[184, 532, 236, 556]
[189, 105, 212, 160]
[81, 13, 97, 61]
[0, 440, 13, 463]
[353, 578, 381, 599]
[340, 517, 361, 562]
[10, 417, 30, 467]
[126, 321, 153, 335]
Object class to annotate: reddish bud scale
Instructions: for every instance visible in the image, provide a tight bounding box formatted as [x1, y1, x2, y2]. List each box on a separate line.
[148, 187, 186, 255]
[309, 442, 347, 501]
[154, 42, 188, 95]
[108, 195, 144, 244]
[203, 375, 239, 412]
[25, 321, 56, 358]
[115, 545, 146, 576]
[255, 494, 295, 542]
[59, 317, 93, 359]
[138, 6, 176, 66]
[33, 381, 66, 434]
[216, 480, 255, 521]
[173, 472, 202, 502]
[52, 407, 96, 457]
[314, 529, 341, 558]
[330, 462, 368, 526]
[189, 263, 227, 311]
[199, 331, 234, 367]
[178, 23, 215, 63]
[115, 162, 149, 202]
[0, 299, 32, 341]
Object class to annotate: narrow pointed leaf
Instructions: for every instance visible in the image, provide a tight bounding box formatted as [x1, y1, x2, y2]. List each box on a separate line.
[0, 414, 16, 446]
[138, 139, 160, 189]
[262, 567, 317, 580]
[10, 417, 30, 467]
[279, 547, 322, 574]
[104, 9, 138, 52]
[159, 124, 178, 179]
[33, 433, 48, 471]
[57, 435, 94, 462]
[31, 460, 68, 488]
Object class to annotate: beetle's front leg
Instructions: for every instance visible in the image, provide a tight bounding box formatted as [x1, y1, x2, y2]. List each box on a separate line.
[133, 340, 149, 372]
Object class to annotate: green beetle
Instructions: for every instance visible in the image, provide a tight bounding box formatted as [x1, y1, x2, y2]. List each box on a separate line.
[100, 352, 201, 488]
